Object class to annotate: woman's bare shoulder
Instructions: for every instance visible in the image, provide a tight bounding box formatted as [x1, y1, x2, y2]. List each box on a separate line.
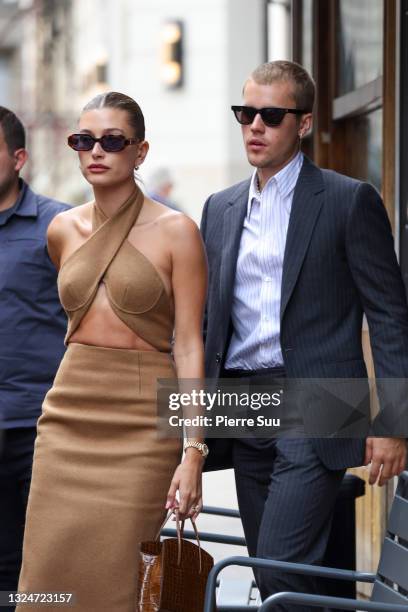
[161, 210, 199, 238]
[159, 212, 205, 263]
[47, 201, 93, 239]
[146, 199, 196, 232]
[139, 196, 195, 236]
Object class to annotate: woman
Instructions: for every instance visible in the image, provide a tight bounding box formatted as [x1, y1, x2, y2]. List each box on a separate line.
[17, 92, 208, 611]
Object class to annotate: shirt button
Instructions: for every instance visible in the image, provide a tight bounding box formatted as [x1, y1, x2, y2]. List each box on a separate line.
[264, 276, 272, 282]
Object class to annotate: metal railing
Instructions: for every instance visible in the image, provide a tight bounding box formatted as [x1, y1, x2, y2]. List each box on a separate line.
[160, 504, 246, 547]
[203, 556, 376, 612]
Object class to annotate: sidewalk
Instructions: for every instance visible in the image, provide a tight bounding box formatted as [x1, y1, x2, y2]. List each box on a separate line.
[198, 469, 256, 593]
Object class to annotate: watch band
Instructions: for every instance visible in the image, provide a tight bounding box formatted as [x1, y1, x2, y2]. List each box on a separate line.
[184, 440, 209, 458]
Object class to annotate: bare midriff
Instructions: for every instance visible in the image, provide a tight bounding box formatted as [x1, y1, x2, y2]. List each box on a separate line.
[68, 282, 160, 351]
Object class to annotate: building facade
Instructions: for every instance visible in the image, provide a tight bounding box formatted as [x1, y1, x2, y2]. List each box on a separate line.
[0, 0, 268, 221]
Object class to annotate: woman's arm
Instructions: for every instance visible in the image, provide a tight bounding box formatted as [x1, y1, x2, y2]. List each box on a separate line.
[46, 212, 68, 270]
[164, 214, 208, 519]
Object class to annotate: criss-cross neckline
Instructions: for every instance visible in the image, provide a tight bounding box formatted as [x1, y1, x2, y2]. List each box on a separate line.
[59, 188, 171, 304]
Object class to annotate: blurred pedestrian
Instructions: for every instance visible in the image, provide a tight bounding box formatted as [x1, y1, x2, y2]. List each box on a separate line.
[0, 106, 69, 611]
[201, 60, 408, 609]
[147, 166, 181, 211]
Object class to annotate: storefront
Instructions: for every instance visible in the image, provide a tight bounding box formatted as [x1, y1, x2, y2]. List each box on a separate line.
[400, 0, 408, 292]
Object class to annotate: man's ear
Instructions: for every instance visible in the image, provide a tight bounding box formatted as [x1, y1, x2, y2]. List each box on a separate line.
[14, 148, 28, 173]
[298, 113, 313, 139]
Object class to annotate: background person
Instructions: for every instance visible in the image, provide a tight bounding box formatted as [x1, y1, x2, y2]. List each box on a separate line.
[200, 60, 408, 609]
[0, 106, 69, 612]
[146, 166, 181, 211]
[16, 92, 208, 611]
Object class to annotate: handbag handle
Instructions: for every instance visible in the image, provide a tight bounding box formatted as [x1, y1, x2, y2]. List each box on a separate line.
[179, 513, 202, 573]
[155, 509, 203, 573]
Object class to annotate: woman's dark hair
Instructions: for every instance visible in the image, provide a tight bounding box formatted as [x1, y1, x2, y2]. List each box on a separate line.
[0, 106, 26, 153]
[82, 92, 145, 140]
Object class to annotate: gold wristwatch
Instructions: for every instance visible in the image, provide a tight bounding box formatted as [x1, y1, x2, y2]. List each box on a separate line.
[184, 440, 209, 458]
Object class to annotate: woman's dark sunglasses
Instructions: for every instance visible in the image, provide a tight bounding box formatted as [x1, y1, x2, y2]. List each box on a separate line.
[67, 133, 138, 152]
[231, 105, 309, 127]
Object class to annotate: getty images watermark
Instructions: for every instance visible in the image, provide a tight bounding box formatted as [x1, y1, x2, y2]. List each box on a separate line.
[157, 377, 289, 437]
[167, 388, 283, 429]
[157, 377, 408, 439]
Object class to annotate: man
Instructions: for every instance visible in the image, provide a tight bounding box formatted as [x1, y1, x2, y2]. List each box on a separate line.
[146, 166, 181, 211]
[0, 106, 69, 609]
[200, 61, 408, 607]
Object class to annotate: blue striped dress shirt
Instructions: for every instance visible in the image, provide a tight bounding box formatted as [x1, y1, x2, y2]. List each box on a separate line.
[225, 152, 304, 370]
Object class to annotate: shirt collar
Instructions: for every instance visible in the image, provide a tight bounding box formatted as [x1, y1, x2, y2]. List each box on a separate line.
[247, 171, 262, 217]
[0, 181, 39, 226]
[247, 151, 304, 217]
[14, 180, 38, 218]
[0, 181, 23, 226]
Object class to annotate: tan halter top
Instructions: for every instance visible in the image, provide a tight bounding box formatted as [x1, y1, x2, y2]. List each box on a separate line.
[58, 186, 173, 352]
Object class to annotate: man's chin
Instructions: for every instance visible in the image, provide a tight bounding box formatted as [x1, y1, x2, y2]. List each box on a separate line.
[246, 152, 268, 168]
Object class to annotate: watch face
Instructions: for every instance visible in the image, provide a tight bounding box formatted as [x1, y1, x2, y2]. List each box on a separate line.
[184, 442, 209, 457]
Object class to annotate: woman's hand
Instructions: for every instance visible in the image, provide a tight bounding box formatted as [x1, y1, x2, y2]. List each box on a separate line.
[165, 449, 204, 520]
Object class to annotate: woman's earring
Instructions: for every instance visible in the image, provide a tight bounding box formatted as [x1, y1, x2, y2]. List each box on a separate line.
[135, 165, 139, 171]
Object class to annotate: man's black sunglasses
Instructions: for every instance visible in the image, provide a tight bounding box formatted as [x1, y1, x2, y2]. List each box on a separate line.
[231, 105, 309, 127]
[67, 133, 138, 152]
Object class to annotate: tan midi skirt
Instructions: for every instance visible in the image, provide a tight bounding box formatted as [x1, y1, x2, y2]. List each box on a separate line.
[17, 343, 182, 611]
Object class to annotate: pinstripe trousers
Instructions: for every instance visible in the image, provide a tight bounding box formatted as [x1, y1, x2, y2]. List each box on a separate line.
[226, 370, 345, 611]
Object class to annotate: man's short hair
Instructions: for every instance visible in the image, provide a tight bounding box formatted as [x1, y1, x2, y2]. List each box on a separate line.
[248, 60, 315, 112]
[0, 106, 26, 153]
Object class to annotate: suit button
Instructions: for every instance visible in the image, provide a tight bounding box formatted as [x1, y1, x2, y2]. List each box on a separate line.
[216, 353, 222, 364]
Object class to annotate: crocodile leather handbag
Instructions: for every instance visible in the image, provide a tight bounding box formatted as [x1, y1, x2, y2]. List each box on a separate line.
[136, 510, 213, 612]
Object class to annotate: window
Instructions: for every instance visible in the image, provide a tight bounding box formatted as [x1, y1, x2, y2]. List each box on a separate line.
[336, 0, 383, 97]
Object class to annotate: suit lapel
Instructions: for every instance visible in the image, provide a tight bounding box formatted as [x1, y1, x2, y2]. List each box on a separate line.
[280, 157, 325, 320]
[220, 180, 250, 322]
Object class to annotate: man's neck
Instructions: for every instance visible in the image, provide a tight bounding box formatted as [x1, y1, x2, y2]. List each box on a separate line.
[256, 149, 300, 192]
[0, 178, 21, 213]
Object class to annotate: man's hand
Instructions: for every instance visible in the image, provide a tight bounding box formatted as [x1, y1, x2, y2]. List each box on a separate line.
[364, 437, 407, 486]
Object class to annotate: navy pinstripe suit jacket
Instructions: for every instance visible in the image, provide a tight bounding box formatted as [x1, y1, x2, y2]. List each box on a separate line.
[200, 156, 408, 469]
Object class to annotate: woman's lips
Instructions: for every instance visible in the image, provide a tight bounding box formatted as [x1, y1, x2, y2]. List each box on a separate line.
[88, 164, 109, 173]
